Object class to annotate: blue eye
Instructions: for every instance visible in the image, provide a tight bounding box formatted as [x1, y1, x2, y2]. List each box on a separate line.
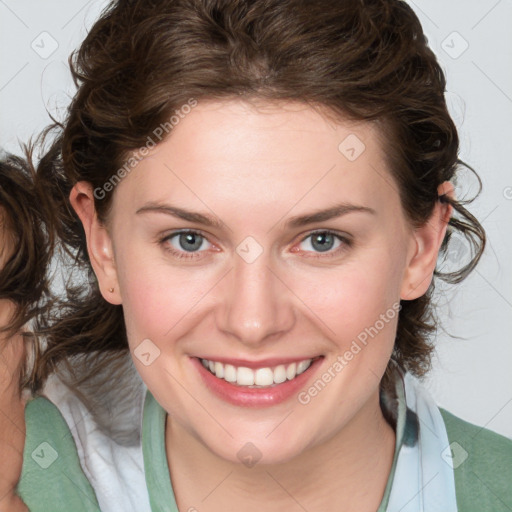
[297, 230, 350, 257]
[172, 232, 207, 252]
[161, 230, 211, 259]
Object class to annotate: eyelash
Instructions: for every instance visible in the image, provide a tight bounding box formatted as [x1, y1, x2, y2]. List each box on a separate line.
[159, 229, 352, 261]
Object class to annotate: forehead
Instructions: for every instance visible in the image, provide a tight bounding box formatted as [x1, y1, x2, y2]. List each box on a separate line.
[115, 99, 398, 220]
[151, 99, 382, 165]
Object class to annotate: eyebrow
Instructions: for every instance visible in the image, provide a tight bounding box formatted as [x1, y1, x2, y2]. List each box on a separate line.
[136, 202, 225, 229]
[285, 203, 376, 228]
[135, 201, 376, 229]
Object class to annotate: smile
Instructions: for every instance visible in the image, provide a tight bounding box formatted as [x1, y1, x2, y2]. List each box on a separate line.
[192, 355, 325, 407]
[200, 357, 313, 388]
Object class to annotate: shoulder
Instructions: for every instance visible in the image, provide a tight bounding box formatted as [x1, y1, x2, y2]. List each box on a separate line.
[440, 408, 512, 512]
[16, 396, 100, 512]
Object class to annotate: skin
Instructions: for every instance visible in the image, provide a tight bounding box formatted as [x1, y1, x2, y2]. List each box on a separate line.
[71, 99, 453, 511]
[0, 214, 28, 512]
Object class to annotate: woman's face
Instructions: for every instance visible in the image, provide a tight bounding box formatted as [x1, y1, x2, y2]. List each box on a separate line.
[74, 99, 448, 464]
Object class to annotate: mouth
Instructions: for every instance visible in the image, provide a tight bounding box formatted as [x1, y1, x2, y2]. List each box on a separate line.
[199, 356, 318, 387]
[191, 355, 324, 407]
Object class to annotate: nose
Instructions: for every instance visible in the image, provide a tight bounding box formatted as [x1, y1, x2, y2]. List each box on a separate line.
[216, 253, 295, 347]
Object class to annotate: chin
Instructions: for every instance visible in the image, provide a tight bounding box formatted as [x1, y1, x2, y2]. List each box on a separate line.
[198, 423, 315, 467]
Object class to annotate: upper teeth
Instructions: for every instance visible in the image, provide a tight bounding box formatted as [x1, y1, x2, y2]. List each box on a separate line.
[200, 358, 313, 387]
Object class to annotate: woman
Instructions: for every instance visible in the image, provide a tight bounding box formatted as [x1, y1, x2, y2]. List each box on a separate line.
[14, 0, 512, 510]
[0, 154, 52, 512]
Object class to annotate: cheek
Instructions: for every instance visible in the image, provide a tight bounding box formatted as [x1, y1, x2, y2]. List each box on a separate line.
[290, 255, 402, 347]
[114, 221, 215, 331]
[118, 258, 213, 343]
[115, 255, 214, 402]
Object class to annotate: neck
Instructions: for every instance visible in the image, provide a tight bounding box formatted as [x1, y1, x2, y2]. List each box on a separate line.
[165, 390, 396, 512]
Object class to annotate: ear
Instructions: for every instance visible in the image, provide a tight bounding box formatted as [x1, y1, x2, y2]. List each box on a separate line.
[69, 182, 122, 305]
[400, 181, 454, 300]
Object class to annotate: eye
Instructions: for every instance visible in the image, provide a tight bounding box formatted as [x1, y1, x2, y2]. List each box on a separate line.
[160, 230, 212, 259]
[295, 230, 350, 257]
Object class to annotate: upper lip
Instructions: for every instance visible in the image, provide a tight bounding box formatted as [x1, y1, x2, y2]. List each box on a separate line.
[194, 355, 323, 369]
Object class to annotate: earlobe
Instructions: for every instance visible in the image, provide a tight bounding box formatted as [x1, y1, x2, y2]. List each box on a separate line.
[69, 182, 122, 305]
[400, 181, 454, 300]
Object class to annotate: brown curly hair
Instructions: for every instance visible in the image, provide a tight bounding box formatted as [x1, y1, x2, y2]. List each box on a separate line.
[29, 0, 485, 393]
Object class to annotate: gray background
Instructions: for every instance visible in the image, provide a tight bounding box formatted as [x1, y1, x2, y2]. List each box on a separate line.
[1, 0, 511, 437]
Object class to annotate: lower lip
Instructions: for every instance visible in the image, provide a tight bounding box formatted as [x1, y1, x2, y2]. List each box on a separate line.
[191, 356, 324, 408]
